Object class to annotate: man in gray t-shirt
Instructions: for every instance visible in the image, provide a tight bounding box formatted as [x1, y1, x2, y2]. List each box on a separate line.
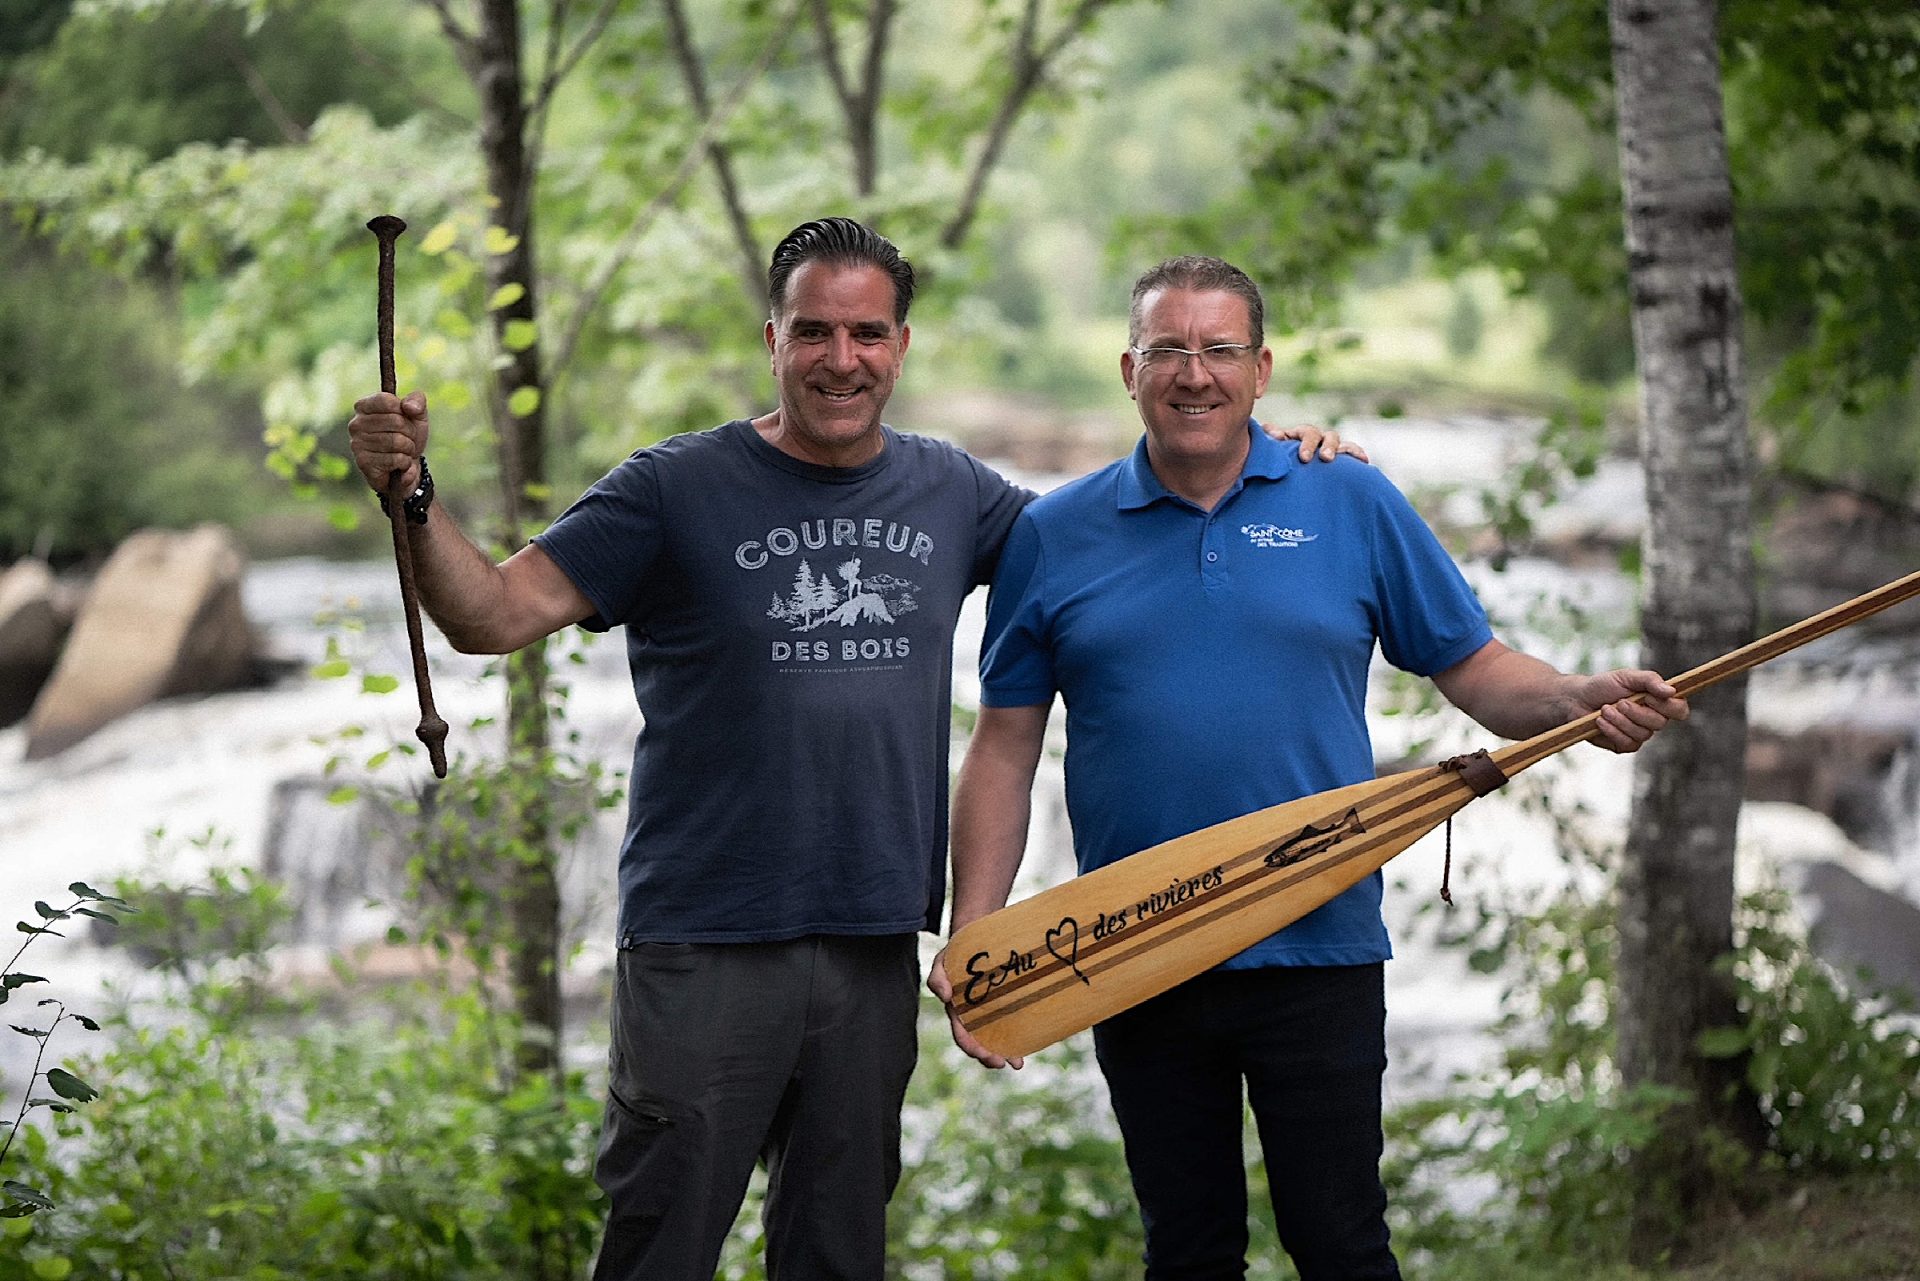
[531, 417, 1027, 950]
[349, 218, 1349, 1280]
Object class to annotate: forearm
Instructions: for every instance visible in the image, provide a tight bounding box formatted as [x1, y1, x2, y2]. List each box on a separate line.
[949, 703, 1050, 931]
[1432, 639, 1594, 740]
[403, 506, 580, 655]
[1433, 638, 1686, 752]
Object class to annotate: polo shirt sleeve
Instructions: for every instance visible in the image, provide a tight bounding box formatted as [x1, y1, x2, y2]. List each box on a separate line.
[530, 450, 666, 632]
[1363, 470, 1493, 677]
[978, 509, 1057, 708]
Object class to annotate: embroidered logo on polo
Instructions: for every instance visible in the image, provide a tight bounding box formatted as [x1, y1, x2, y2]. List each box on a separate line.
[1241, 522, 1317, 548]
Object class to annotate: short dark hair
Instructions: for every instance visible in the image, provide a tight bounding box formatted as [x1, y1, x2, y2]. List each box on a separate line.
[1128, 255, 1265, 348]
[767, 217, 916, 324]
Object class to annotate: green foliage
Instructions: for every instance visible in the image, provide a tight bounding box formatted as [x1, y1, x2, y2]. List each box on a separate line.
[0, 231, 272, 561]
[0, 0, 72, 66]
[1175, 0, 1920, 500]
[1705, 888, 1920, 1174]
[886, 1029, 1142, 1279]
[105, 857, 297, 1029]
[1386, 880, 1920, 1274]
[3, 861, 599, 1278]
[0, 989, 603, 1280]
[1, 883, 131, 1219]
[0, 0, 444, 161]
[1472, 398, 1608, 567]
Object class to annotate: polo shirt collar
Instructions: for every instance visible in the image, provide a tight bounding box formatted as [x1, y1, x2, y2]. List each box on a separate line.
[1115, 418, 1298, 511]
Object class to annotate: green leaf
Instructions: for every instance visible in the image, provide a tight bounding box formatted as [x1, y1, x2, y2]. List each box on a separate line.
[502, 318, 537, 352]
[327, 786, 360, 805]
[483, 225, 520, 256]
[1695, 1026, 1748, 1059]
[67, 883, 101, 898]
[2, 973, 47, 989]
[311, 659, 352, 680]
[33, 902, 66, 921]
[507, 385, 540, 417]
[360, 674, 400, 695]
[2, 1180, 52, 1212]
[31, 1254, 73, 1279]
[44, 1067, 98, 1102]
[72, 908, 117, 923]
[419, 221, 459, 255]
[327, 504, 362, 532]
[488, 282, 526, 310]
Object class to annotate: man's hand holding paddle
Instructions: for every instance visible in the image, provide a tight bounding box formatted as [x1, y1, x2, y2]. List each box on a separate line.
[929, 941, 1025, 1071]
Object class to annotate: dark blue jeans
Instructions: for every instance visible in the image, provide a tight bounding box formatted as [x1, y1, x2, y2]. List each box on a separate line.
[1092, 962, 1402, 1281]
[589, 934, 920, 1281]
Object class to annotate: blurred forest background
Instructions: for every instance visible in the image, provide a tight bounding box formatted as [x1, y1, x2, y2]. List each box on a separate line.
[2, 0, 1918, 1278]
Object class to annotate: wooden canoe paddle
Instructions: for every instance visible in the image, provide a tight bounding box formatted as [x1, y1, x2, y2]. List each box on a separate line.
[944, 567, 1920, 1060]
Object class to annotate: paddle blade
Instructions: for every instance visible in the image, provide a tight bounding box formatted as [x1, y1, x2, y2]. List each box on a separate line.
[944, 765, 1482, 1059]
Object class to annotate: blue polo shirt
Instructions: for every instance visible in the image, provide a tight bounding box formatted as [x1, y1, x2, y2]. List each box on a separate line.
[979, 422, 1492, 967]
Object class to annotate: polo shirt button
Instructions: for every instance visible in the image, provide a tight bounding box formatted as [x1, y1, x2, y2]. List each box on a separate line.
[1206, 551, 1219, 562]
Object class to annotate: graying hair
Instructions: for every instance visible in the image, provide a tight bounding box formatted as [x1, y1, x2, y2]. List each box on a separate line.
[768, 217, 916, 324]
[1128, 255, 1265, 348]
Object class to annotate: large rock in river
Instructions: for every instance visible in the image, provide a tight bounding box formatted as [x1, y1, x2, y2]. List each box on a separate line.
[24, 526, 255, 760]
[0, 559, 72, 727]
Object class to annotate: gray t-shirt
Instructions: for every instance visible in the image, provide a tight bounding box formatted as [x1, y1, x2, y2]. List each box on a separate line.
[534, 419, 1031, 944]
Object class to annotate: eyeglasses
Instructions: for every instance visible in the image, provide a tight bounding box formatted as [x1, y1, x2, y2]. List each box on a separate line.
[1129, 343, 1257, 373]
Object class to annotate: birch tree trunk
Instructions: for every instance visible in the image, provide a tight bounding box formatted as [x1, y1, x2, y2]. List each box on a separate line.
[1608, 0, 1765, 1256]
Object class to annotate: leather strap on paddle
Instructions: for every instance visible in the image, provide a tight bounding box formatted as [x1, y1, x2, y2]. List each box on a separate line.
[1436, 749, 1509, 904]
[1440, 748, 1509, 796]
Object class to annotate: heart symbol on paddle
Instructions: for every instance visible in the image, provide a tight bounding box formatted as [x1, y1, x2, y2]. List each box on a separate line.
[1046, 916, 1091, 987]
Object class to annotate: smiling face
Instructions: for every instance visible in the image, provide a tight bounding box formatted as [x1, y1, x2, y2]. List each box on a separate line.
[762, 260, 910, 467]
[1122, 286, 1274, 476]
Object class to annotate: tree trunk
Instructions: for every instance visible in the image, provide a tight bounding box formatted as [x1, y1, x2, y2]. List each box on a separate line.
[475, 0, 564, 1081]
[1607, 0, 1765, 1257]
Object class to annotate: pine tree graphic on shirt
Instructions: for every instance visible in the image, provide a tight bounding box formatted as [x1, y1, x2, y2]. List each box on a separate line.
[765, 557, 920, 631]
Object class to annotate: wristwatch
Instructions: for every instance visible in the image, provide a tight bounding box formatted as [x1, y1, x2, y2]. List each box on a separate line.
[377, 457, 435, 526]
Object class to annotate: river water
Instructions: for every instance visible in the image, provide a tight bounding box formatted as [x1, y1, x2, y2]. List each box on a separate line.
[5, 417, 1918, 1121]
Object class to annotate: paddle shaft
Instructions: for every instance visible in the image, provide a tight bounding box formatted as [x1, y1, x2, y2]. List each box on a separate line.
[1493, 566, 1920, 777]
[368, 215, 450, 779]
[946, 566, 1920, 1058]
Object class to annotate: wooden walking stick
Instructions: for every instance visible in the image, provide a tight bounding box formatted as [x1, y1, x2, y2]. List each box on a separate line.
[944, 567, 1920, 1060]
[368, 214, 449, 779]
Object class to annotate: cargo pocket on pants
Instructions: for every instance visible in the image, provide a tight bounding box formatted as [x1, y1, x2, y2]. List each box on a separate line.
[595, 1083, 686, 1221]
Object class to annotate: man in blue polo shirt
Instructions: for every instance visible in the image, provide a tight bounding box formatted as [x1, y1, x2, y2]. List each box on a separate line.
[929, 255, 1688, 1280]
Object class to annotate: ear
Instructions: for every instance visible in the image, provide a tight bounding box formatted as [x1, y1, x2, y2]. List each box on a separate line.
[1252, 345, 1273, 400]
[1121, 348, 1140, 401]
[897, 322, 911, 365]
[764, 317, 777, 358]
